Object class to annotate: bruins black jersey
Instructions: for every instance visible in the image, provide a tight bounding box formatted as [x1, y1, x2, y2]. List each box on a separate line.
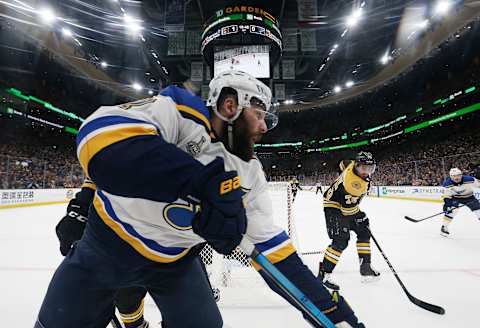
[323, 160, 369, 216]
[290, 181, 301, 192]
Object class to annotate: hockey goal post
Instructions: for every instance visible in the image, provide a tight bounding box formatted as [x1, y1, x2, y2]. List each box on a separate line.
[199, 181, 299, 306]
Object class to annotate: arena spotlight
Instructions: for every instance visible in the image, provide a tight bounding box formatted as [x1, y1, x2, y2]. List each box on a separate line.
[345, 81, 354, 88]
[380, 51, 391, 65]
[434, 1, 452, 16]
[346, 8, 363, 28]
[132, 82, 143, 91]
[61, 27, 72, 37]
[334, 85, 342, 93]
[123, 14, 143, 34]
[39, 8, 56, 25]
[100, 61, 108, 68]
[418, 19, 429, 29]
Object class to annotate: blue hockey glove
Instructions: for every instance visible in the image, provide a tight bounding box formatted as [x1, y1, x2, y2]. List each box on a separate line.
[190, 158, 247, 255]
[328, 291, 365, 328]
[443, 198, 459, 213]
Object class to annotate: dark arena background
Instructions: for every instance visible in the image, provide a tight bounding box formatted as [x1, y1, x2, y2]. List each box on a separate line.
[1, 0, 480, 327]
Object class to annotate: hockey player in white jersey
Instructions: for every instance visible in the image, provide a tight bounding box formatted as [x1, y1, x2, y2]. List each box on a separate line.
[440, 167, 480, 236]
[35, 70, 364, 328]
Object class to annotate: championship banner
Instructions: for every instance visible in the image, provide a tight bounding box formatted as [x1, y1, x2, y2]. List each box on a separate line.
[190, 62, 203, 82]
[168, 31, 185, 56]
[282, 59, 295, 80]
[297, 0, 318, 22]
[186, 30, 202, 55]
[301, 29, 317, 52]
[275, 83, 286, 101]
[273, 63, 280, 79]
[283, 28, 298, 52]
[165, 0, 185, 31]
[201, 85, 209, 100]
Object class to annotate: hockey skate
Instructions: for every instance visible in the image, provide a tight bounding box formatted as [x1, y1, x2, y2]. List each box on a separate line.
[440, 225, 450, 237]
[318, 263, 340, 290]
[360, 261, 380, 283]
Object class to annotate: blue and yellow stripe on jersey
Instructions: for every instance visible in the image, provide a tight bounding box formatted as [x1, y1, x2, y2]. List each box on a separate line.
[251, 231, 296, 270]
[160, 85, 211, 132]
[93, 190, 190, 263]
[76, 115, 159, 176]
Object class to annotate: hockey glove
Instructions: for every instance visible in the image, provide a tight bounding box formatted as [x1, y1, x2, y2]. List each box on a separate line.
[353, 212, 369, 228]
[329, 291, 365, 328]
[190, 158, 247, 255]
[55, 198, 89, 256]
[443, 198, 459, 214]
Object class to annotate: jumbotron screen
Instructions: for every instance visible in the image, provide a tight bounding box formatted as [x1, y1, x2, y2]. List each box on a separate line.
[214, 45, 270, 78]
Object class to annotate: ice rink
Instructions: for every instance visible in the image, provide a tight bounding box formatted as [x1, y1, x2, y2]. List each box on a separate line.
[1, 191, 479, 327]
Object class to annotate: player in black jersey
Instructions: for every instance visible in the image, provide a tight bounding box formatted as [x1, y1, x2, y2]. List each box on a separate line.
[318, 152, 380, 290]
[289, 177, 303, 202]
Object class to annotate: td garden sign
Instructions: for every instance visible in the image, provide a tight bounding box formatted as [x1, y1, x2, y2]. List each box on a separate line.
[214, 6, 278, 26]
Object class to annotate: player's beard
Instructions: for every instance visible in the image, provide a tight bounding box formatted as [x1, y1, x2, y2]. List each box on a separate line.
[229, 112, 261, 161]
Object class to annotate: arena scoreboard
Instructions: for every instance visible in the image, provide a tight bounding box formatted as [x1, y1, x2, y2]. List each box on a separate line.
[201, 5, 283, 77]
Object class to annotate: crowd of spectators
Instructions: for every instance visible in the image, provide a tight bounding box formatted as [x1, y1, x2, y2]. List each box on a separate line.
[1, 123, 478, 190]
[262, 128, 480, 187]
[0, 124, 82, 190]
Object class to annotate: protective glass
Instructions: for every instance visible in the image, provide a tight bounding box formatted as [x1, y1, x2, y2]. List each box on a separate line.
[356, 163, 376, 176]
[249, 97, 278, 130]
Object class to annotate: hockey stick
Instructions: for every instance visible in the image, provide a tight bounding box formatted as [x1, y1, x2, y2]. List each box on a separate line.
[240, 238, 336, 328]
[367, 227, 445, 315]
[110, 314, 123, 328]
[404, 201, 473, 223]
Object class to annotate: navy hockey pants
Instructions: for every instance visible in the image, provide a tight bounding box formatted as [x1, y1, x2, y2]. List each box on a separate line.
[35, 217, 222, 328]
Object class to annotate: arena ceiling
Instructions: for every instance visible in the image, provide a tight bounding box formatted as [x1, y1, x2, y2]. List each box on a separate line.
[0, 0, 479, 116]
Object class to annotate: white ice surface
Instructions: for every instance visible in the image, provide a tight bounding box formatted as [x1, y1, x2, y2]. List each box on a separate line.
[1, 191, 479, 327]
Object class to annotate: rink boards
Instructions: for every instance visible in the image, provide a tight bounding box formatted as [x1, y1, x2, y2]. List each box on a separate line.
[1, 186, 479, 209]
[0, 188, 79, 209]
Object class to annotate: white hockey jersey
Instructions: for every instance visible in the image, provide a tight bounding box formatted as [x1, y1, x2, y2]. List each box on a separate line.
[442, 175, 480, 199]
[76, 95, 294, 264]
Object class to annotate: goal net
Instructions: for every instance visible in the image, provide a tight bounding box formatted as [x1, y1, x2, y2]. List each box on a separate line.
[200, 182, 298, 307]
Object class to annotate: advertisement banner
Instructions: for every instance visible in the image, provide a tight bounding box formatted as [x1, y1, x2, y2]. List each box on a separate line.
[377, 186, 480, 202]
[0, 189, 79, 209]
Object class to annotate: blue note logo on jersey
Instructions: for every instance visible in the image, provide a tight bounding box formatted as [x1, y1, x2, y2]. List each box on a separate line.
[163, 202, 199, 230]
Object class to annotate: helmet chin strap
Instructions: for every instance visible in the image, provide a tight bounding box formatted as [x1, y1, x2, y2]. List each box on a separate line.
[212, 106, 243, 151]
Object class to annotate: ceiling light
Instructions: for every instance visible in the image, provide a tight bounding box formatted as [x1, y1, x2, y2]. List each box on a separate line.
[39, 8, 56, 25]
[346, 8, 362, 28]
[123, 14, 143, 34]
[334, 86, 342, 93]
[418, 19, 429, 29]
[148, 90, 154, 95]
[61, 27, 72, 37]
[345, 81, 354, 88]
[100, 61, 108, 68]
[434, 1, 452, 16]
[132, 83, 142, 91]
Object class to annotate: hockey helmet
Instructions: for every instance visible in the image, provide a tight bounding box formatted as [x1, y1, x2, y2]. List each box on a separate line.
[206, 70, 277, 130]
[449, 167, 462, 178]
[355, 151, 376, 176]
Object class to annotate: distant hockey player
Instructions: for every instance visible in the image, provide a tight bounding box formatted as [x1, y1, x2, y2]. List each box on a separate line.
[56, 179, 149, 328]
[440, 167, 480, 236]
[316, 182, 322, 194]
[319, 152, 380, 290]
[290, 177, 302, 202]
[35, 70, 364, 328]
